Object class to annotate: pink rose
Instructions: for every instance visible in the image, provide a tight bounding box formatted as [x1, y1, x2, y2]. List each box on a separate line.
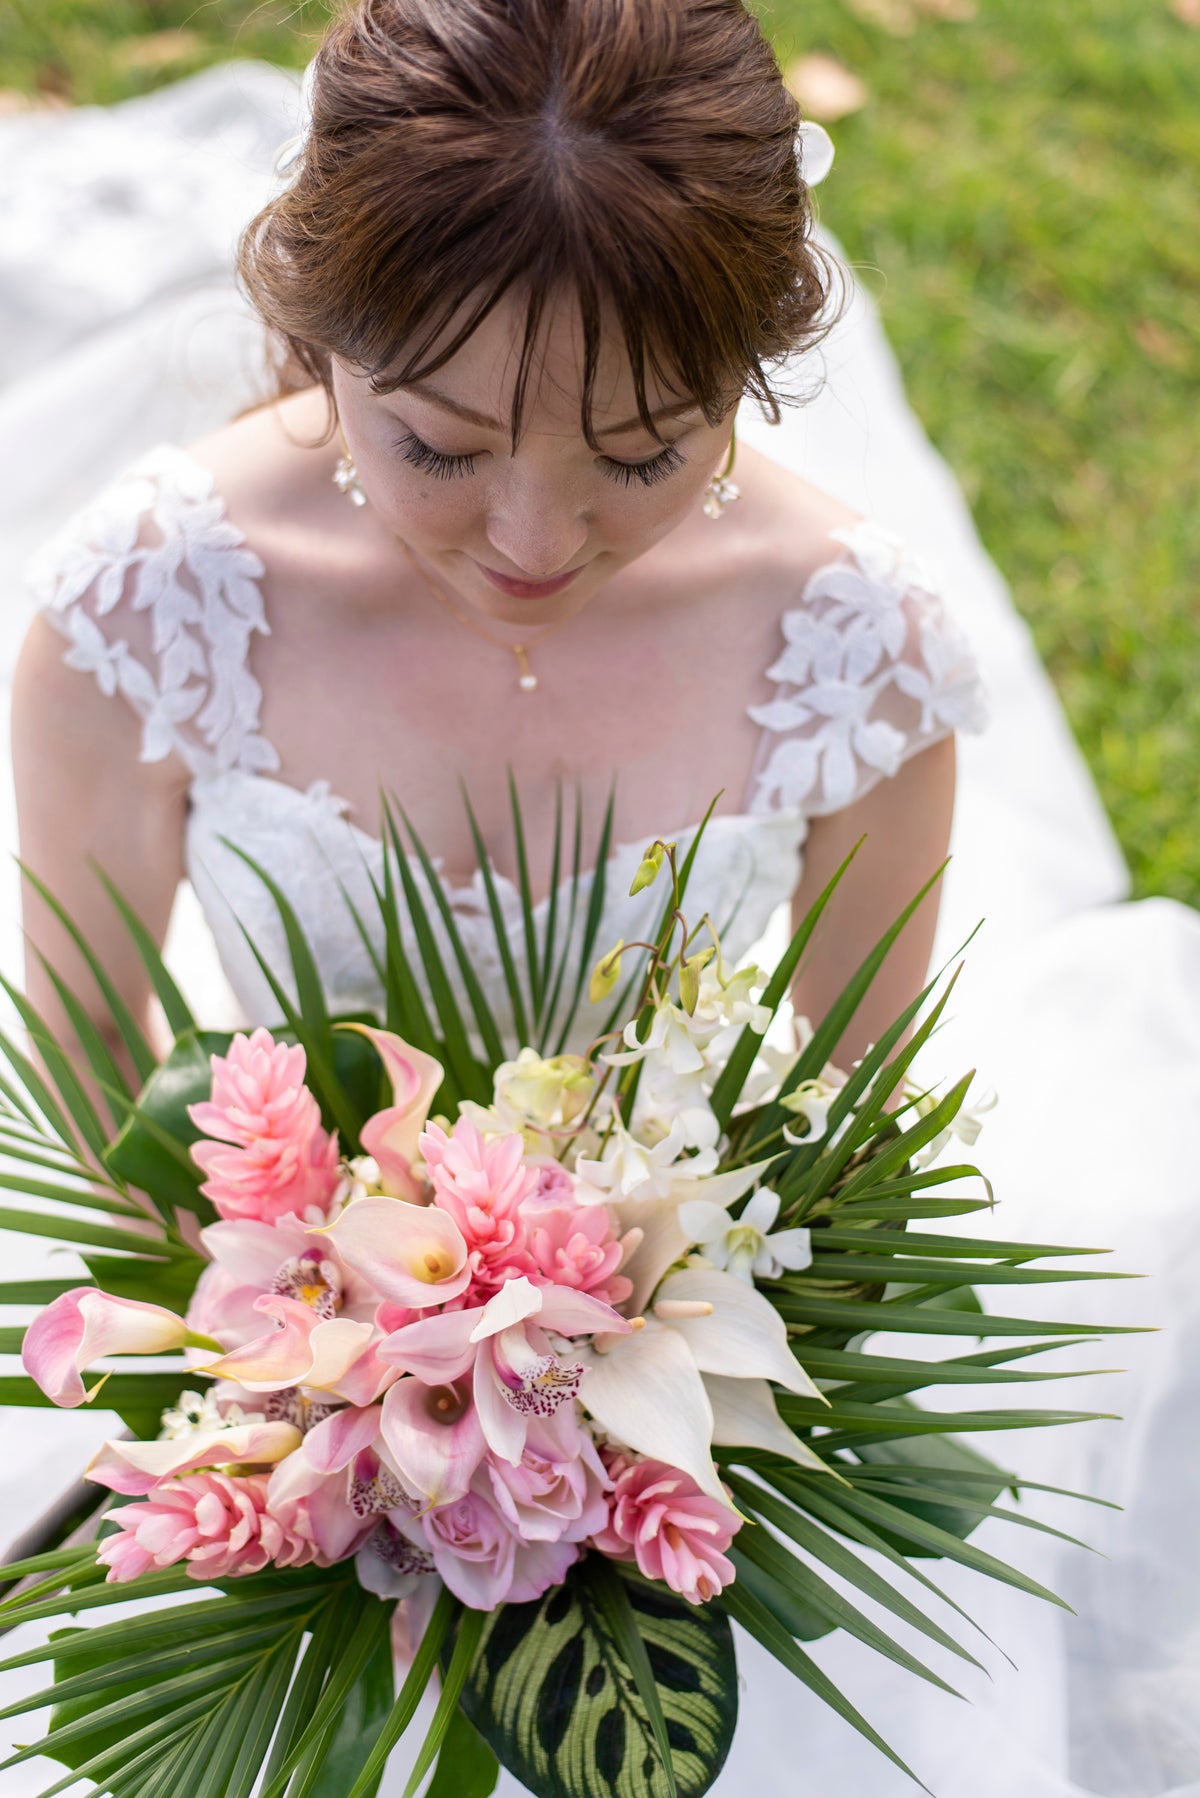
[188, 1029, 340, 1225]
[525, 1203, 633, 1307]
[591, 1453, 739, 1605]
[484, 1413, 611, 1544]
[97, 1471, 316, 1582]
[422, 1483, 579, 1609]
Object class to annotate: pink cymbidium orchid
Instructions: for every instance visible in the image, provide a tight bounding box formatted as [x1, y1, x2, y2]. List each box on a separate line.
[23, 1289, 196, 1409]
[347, 1026, 444, 1201]
[86, 1418, 302, 1496]
[380, 1275, 630, 1466]
[196, 1293, 381, 1398]
[315, 1193, 471, 1308]
[189, 1216, 378, 1351]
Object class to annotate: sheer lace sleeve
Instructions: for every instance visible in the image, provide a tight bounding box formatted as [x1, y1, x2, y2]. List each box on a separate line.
[23, 445, 279, 779]
[746, 519, 987, 818]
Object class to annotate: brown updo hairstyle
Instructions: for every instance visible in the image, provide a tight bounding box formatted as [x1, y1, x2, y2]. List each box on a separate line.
[237, 0, 837, 446]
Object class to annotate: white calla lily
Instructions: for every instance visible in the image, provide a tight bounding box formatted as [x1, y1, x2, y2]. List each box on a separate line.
[652, 1267, 825, 1404]
[704, 1374, 830, 1475]
[579, 1320, 730, 1509]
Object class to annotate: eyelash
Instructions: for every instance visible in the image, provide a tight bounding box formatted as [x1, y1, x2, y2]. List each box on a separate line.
[393, 431, 687, 488]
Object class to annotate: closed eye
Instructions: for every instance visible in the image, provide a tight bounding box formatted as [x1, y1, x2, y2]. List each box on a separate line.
[394, 431, 480, 480]
[600, 443, 687, 488]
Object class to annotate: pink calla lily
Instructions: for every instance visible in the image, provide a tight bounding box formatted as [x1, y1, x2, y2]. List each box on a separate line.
[23, 1289, 190, 1408]
[86, 1420, 302, 1496]
[197, 1295, 375, 1394]
[315, 1194, 470, 1308]
[346, 1026, 443, 1200]
[380, 1376, 486, 1506]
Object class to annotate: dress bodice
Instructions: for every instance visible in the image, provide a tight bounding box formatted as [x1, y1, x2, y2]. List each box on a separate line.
[25, 444, 986, 1047]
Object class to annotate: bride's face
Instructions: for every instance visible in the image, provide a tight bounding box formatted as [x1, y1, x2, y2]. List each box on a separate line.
[330, 292, 733, 628]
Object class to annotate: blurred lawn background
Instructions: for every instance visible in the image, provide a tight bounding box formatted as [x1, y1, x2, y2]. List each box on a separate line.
[4, 0, 1198, 901]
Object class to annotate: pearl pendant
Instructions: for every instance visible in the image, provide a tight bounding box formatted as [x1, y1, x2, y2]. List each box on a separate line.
[702, 474, 741, 520]
[513, 645, 539, 692]
[518, 671, 539, 692]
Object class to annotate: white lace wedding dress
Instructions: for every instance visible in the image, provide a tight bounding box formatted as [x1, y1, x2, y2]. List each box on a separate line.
[1, 61, 1197, 1798]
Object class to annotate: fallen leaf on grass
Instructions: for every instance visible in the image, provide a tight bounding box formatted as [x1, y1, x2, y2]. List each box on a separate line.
[0, 89, 71, 115]
[1134, 319, 1192, 370]
[786, 53, 869, 122]
[841, 0, 918, 31]
[913, 0, 978, 17]
[113, 29, 206, 73]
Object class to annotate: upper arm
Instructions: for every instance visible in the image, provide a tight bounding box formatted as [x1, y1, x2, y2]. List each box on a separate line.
[11, 610, 187, 1057]
[789, 733, 957, 1068]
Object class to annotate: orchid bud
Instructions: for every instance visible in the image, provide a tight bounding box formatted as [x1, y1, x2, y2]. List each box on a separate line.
[629, 840, 671, 897]
[588, 940, 625, 1005]
[679, 947, 716, 1015]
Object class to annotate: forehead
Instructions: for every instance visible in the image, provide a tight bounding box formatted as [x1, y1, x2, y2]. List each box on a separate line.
[375, 287, 695, 439]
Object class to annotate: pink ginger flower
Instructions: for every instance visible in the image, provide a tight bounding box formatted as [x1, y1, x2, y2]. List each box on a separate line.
[591, 1452, 739, 1605]
[188, 1029, 340, 1225]
[524, 1159, 577, 1209]
[421, 1119, 537, 1297]
[97, 1471, 317, 1583]
[525, 1203, 633, 1308]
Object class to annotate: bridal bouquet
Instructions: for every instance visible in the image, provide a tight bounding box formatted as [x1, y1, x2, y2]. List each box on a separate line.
[0, 795, 1124, 1797]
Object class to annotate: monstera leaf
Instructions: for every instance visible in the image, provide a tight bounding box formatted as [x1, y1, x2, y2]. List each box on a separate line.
[456, 1558, 737, 1798]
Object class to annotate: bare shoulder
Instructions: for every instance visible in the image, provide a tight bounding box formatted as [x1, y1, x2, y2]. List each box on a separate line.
[732, 443, 861, 590]
[183, 388, 347, 578]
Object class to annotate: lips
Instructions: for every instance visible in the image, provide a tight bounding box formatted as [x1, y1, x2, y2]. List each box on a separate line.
[473, 561, 583, 601]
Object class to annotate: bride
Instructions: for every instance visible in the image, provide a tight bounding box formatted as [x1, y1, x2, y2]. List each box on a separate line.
[3, 1, 1197, 1793]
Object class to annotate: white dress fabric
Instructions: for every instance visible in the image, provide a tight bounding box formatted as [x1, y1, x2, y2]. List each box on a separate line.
[24, 444, 984, 1040]
[0, 61, 1196, 1798]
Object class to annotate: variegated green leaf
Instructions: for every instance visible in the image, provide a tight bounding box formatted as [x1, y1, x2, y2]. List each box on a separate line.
[458, 1560, 736, 1798]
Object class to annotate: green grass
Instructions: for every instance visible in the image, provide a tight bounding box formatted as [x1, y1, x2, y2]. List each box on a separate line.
[4, 0, 1198, 901]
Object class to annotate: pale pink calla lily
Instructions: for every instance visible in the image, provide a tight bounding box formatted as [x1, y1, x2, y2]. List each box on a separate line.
[23, 1289, 190, 1408]
[381, 1276, 629, 1467]
[86, 1420, 302, 1496]
[348, 1026, 443, 1201]
[197, 1295, 375, 1394]
[380, 1376, 486, 1506]
[316, 1194, 470, 1308]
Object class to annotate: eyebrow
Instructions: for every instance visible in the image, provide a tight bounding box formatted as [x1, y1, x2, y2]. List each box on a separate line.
[400, 382, 702, 438]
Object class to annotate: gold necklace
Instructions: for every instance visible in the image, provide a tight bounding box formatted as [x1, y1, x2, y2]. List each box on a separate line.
[394, 537, 573, 694]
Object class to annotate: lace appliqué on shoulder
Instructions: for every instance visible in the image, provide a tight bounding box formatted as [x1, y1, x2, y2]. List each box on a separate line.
[746, 520, 986, 817]
[25, 445, 280, 778]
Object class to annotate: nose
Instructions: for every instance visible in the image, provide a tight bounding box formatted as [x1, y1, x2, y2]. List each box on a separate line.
[484, 472, 588, 578]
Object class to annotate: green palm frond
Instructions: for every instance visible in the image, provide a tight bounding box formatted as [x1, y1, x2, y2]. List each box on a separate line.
[0, 787, 1135, 1798]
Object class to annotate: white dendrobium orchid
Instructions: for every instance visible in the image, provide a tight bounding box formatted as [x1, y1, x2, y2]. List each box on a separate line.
[693, 957, 772, 1035]
[579, 1265, 825, 1509]
[677, 1187, 812, 1283]
[779, 1075, 843, 1144]
[602, 999, 719, 1072]
[575, 1115, 717, 1204]
[911, 1083, 998, 1168]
